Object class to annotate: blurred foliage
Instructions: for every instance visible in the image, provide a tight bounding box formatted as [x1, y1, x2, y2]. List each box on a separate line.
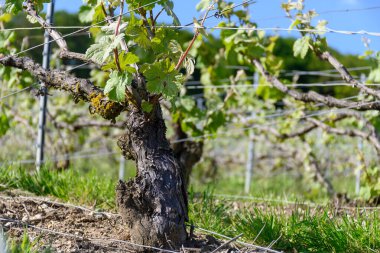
[0, 0, 379, 203]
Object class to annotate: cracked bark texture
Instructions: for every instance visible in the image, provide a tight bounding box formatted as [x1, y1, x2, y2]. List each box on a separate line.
[116, 106, 188, 250]
[0, 55, 189, 250]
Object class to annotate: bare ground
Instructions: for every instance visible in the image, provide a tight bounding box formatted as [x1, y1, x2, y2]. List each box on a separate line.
[0, 190, 261, 253]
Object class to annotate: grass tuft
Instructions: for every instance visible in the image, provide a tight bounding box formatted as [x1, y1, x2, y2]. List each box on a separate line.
[1, 165, 379, 252]
[189, 192, 380, 252]
[0, 166, 116, 210]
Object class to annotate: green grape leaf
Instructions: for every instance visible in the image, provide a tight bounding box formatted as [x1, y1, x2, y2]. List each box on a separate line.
[5, 0, 23, 14]
[141, 101, 153, 113]
[281, 1, 303, 12]
[163, 76, 180, 97]
[85, 34, 125, 65]
[93, 3, 106, 23]
[86, 36, 110, 65]
[119, 52, 139, 67]
[196, 0, 210, 11]
[368, 67, 380, 83]
[78, 5, 95, 23]
[293, 36, 310, 59]
[289, 19, 301, 30]
[168, 40, 183, 54]
[205, 110, 226, 133]
[110, 0, 122, 8]
[101, 51, 139, 72]
[162, 1, 181, 26]
[180, 97, 196, 111]
[83, 0, 98, 5]
[104, 71, 132, 102]
[135, 31, 151, 49]
[144, 59, 181, 98]
[125, 12, 151, 49]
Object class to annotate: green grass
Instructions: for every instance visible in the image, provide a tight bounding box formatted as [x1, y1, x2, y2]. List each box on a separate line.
[189, 192, 380, 253]
[191, 173, 332, 203]
[0, 166, 116, 210]
[1, 165, 379, 252]
[2, 230, 52, 253]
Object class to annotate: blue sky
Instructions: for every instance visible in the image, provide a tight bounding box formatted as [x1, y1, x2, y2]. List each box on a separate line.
[54, 0, 379, 55]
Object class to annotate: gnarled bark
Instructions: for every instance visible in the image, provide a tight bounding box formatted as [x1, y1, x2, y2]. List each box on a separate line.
[116, 106, 188, 250]
[0, 55, 190, 250]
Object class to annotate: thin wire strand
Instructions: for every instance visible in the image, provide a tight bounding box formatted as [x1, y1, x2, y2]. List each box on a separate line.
[178, 0, 256, 30]
[0, 86, 32, 101]
[2, 4, 380, 32]
[0, 1, 256, 33]
[190, 225, 282, 253]
[172, 100, 379, 144]
[254, 5, 380, 22]
[152, 25, 380, 37]
[0, 217, 179, 253]
[0, 95, 364, 165]
[1, 26, 105, 31]
[5, 24, 380, 38]
[8, 0, 161, 57]
[0, 150, 119, 166]
[186, 83, 380, 89]
[225, 65, 372, 73]
[5, 0, 255, 57]
[213, 194, 380, 210]
[0, 195, 118, 217]
[67, 62, 90, 72]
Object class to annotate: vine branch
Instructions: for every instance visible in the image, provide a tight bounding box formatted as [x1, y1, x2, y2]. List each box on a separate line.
[0, 56, 124, 121]
[24, 0, 96, 65]
[175, 1, 216, 71]
[252, 59, 380, 111]
[318, 51, 380, 100]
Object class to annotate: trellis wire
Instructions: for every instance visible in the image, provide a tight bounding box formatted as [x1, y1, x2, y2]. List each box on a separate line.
[2, 4, 380, 32]
[178, 0, 256, 30]
[66, 62, 89, 72]
[226, 65, 372, 73]
[0, 86, 32, 101]
[0, 0, 254, 102]
[189, 225, 282, 253]
[0, 80, 371, 97]
[0, 217, 179, 253]
[7, 0, 161, 57]
[60, 63, 370, 76]
[172, 99, 380, 144]
[0, 195, 118, 217]
[0, 150, 119, 166]
[0, 0, 376, 171]
[247, 94, 359, 121]
[3, 0, 255, 57]
[153, 25, 380, 37]
[186, 83, 380, 89]
[0, 95, 365, 165]
[254, 5, 380, 21]
[212, 194, 380, 210]
[4, 24, 380, 38]
[185, 66, 371, 86]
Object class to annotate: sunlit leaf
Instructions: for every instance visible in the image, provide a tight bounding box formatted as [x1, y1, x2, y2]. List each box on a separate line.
[293, 36, 310, 59]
